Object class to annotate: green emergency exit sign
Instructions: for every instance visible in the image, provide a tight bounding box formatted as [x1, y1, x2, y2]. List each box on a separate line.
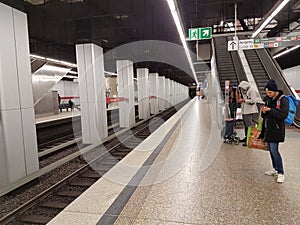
[188, 27, 212, 40]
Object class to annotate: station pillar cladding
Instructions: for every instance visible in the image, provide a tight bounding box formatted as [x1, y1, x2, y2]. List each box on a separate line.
[0, 3, 39, 189]
[158, 76, 166, 111]
[149, 73, 159, 114]
[117, 60, 135, 128]
[165, 78, 171, 109]
[137, 68, 150, 120]
[76, 43, 108, 145]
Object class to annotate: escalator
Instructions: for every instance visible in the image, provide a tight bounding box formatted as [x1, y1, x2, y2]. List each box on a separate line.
[244, 48, 300, 127]
[214, 37, 239, 95]
[213, 37, 247, 96]
[244, 50, 270, 97]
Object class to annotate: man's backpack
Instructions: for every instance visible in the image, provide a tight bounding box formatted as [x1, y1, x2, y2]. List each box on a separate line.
[277, 95, 299, 125]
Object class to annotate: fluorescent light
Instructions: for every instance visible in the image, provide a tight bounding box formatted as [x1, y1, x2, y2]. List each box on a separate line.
[105, 71, 117, 76]
[30, 54, 77, 68]
[167, 0, 198, 84]
[67, 71, 78, 75]
[252, 0, 290, 38]
[167, 0, 176, 12]
[64, 75, 79, 79]
[41, 64, 71, 73]
[273, 45, 300, 58]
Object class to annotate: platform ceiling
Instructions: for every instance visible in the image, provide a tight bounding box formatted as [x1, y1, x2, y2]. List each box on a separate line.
[1, 0, 300, 85]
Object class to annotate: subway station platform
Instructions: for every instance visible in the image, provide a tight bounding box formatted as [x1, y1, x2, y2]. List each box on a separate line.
[48, 99, 300, 225]
[35, 105, 120, 125]
[35, 111, 81, 125]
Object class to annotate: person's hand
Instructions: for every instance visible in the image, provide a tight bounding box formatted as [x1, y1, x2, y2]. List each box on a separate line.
[261, 106, 271, 113]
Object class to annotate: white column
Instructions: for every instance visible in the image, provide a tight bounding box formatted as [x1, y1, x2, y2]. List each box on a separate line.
[117, 60, 135, 128]
[158, 76, 165, 111]
[169, 80, 173, 106]
[0, 3, 38, 188]
[76, 43, 108, 144]
[165, 78, 171, 109]
[137, 68, 150, 120]
[149, 73, 159, 114]
[173, 82, 176, 105]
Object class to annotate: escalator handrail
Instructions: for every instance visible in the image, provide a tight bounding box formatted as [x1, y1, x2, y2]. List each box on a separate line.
[211, 38, 225, 101]
[256, 48, 300, 127]
[256, 49, 292, 95]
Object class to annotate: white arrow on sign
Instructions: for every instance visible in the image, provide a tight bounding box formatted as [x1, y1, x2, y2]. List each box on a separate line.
[203, 30, 209, 36]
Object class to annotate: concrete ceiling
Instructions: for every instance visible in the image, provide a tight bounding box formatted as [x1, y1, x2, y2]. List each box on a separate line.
[1, 0, 299, 85]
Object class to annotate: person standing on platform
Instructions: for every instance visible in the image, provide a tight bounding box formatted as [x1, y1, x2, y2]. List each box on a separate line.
[236, 81, 259, 146]
[259, 79, 289, 183]
[58, 93, 62, 112]
[229, 84, 238, 118]
[68, 99, 74, 111]
[196, 88, 201, 101]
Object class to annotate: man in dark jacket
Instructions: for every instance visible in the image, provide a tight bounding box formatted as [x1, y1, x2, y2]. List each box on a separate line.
[260, 79, 289, 183]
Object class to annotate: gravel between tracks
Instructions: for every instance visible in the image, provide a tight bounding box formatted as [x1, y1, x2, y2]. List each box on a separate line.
[0, 145, 88, 219]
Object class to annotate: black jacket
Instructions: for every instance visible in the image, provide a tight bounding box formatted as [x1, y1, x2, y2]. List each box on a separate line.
[260, 90, 289, 143]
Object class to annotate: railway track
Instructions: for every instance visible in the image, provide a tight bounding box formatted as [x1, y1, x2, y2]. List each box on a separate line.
[0, 100, 188, 225]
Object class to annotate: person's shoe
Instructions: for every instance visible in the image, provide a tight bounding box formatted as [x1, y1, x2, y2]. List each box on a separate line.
[242, 143, 247, 147]
[239, 138, 247, 143]
[265, 169, 278, 176]
[277, 174, 285, 183]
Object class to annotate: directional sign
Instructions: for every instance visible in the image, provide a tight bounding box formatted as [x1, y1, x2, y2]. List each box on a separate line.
[227, 35, 300, 51]
[239, 39, 254, 50]
[188, 27, 212, 40]
[189, 28, 199, 41]
[200, 27, 212, 39]
[228, 41, 238, 51]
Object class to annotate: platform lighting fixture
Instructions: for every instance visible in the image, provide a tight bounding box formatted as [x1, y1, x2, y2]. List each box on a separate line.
[105, 71, 118, 76]
[273, 45, 300, 58]
[67, 71, 78, 75]
[166, 0, 198, 84]
[252, 0, 290, 38]
[64, 75, 79, 79]
[30, 54, 77, 68]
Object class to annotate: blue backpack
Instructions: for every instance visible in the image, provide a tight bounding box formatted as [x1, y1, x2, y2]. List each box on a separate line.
[277, 95, 299, 125]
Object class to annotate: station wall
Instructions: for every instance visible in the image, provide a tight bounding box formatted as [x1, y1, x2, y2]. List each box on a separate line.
[283, 65, 300, 96]
[52, 80, 80, 105]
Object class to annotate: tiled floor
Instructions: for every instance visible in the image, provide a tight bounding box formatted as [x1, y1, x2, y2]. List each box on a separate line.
[115, 100, 300, 225]
[47, 99, 300, 225]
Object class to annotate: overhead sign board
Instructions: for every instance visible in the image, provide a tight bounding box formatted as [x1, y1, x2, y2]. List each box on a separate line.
[238, 39, 254, 50]
[188, 27, 212, 40]
[227, 35, 300, 51]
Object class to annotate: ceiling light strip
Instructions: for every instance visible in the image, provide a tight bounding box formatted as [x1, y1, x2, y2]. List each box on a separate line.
[273, 45, 300, 58]
[30, 54, 77, 68]
[167, 0, 198, 84]
[251, 0, 290, 38]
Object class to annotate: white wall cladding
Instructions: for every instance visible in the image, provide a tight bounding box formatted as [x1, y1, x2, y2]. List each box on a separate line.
[0, 3, 38, 190]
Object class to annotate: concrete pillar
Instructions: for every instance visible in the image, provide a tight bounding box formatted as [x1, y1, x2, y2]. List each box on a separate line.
[76, 43, 108, 144]
[117, 60, 135, 128]
[173, 82, 177, 104]
[149, 73, 159, 114]
[0, 3, 38, 188]
[170, 80, 174, 106]
[165, 78, 171, 109]
[158, 76, 165, 111]
[137, 68, 150, 120]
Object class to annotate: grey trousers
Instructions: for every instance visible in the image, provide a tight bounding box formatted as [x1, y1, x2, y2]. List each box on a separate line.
[243, 114, 253, 137]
